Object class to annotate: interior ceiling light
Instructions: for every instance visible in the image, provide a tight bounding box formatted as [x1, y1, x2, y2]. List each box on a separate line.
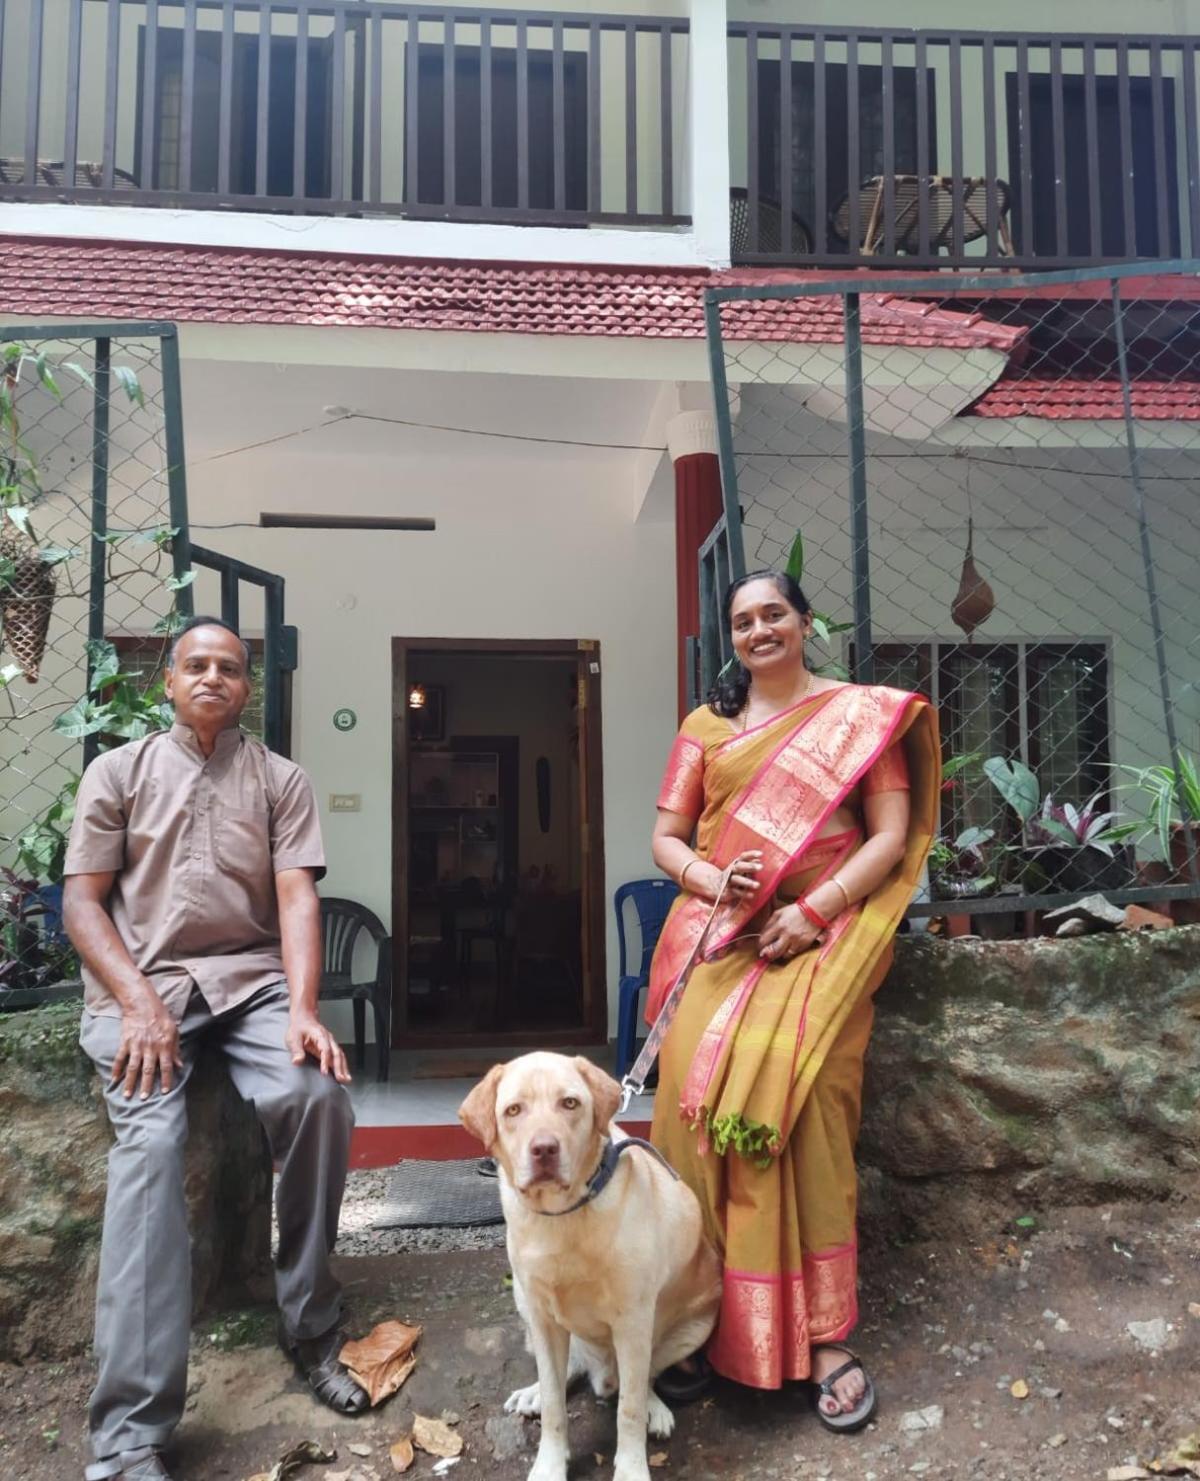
[408, 684, 427, 710]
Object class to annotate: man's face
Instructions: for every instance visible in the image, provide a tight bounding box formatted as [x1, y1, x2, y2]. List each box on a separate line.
[165, 626, 252, 732]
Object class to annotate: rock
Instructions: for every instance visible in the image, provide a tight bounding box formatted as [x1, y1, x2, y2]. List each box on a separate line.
[859, 929, 1200, 1219]
[1045, 894, 1127, 930]
[900, 1405, 945, 1433]
[484, 1415, 528, 1462]
[1047, 1434, 1068, 1448]
[1126, 1318, 1170, 1352]
[0, 1002, 272, 1360]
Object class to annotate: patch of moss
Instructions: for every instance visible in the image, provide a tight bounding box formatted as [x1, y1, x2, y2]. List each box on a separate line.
[0, 1002, 86, 1076]
[201, 1305, 276, 1351]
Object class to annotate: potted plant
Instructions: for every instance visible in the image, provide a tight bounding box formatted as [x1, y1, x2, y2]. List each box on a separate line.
[1120, 755, 1200, 922]
[1025, 792, 1138, 892]
[984, 757, 1135, 894]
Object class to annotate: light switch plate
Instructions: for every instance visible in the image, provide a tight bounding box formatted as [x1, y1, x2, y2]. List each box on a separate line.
[329, 793, 361, 813]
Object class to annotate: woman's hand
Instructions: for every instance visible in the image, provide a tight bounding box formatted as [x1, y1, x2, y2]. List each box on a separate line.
[757, 902, 823, 962]
[686, 849, 764, 902]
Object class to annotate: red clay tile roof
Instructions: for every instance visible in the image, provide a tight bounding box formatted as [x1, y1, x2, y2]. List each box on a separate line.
[0, 237, 1024, 353]
[971, 375, 1200, 419]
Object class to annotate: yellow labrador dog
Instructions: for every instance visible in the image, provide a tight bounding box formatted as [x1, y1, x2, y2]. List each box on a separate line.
[459, 1052, 721, 1481]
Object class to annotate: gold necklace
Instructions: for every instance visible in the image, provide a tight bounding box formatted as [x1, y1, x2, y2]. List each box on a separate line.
[741, 667, 812, 732]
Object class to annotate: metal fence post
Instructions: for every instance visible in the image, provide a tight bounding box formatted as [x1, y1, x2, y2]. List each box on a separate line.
[704, 293, 746, 582]
[83, 337, 111, 771]
[1111, 279, 1200, 892]
[843, 292, 875, 684]
[160, 328, 193, 618]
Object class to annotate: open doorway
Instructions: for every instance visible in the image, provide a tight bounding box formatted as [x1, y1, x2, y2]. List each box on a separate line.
[391, 639, 606, 1048]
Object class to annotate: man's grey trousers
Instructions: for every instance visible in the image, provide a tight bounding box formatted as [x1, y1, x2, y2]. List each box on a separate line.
[79, 982, 354, 1460]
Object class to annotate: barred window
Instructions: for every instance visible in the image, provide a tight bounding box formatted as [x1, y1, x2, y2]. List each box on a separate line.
[871, 641, 1110, 838]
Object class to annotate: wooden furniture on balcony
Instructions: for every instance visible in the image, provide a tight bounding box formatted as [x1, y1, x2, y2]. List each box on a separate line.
[729, 186, 812, 257]
[831, 175, 1013, 258]
[0, 159, 137, 190]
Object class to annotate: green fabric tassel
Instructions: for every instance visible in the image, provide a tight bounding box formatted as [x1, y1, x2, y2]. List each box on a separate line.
[696, 1109, 781, 1168]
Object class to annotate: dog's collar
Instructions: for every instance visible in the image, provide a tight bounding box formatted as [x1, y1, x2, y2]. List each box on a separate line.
[532, 1136, 679, 1217]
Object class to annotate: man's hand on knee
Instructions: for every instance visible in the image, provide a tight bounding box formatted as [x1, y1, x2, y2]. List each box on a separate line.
[286, 1011, 351, 1084]
[113, 995, 183, 1100]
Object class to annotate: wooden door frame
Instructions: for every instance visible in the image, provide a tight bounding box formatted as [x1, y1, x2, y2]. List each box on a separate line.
[391, 637, 607, 1050]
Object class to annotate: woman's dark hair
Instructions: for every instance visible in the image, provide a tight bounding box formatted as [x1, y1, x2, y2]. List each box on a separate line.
[706, 570, 813, 718]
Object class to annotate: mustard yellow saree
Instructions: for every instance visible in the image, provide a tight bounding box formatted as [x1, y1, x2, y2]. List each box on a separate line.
[648, 684, 938, 1389]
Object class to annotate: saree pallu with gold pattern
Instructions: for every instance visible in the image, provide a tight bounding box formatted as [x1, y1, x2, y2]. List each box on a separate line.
[648, 685, 938, 1389]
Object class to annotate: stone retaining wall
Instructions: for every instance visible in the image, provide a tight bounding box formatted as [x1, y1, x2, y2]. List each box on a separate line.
[859, 926, 1200, 1227]
[0, 1003, 271, 1361]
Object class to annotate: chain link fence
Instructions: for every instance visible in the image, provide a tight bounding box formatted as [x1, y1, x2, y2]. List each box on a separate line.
[703, 262, 1200, 926]
[1, 323, 191, 1001]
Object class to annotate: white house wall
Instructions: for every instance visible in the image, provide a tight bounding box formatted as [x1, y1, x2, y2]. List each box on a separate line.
[0, 356, 681, 1044]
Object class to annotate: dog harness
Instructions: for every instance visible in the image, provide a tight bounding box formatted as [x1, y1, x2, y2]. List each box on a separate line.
[535, 1136, 679, 1217]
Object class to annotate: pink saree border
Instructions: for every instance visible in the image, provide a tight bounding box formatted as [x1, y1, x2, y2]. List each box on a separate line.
[707, 1241, 860, 1388]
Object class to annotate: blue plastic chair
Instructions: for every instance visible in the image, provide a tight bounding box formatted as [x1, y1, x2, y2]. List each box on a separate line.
[613, 878, 680, 1079]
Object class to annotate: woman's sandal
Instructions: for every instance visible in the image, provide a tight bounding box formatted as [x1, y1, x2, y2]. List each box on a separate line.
[654, 1351, 714, 1404]
[810, 1346, 878, 1433]
[84, 1448, 172, 1481]
[278, 1319, 370, 1415]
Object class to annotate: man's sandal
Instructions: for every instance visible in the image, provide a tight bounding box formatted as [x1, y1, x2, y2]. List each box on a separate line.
[84, 1448, 171, 1481]
[810, 1346, 878, 1434]
[278, 1319, 370, 1415]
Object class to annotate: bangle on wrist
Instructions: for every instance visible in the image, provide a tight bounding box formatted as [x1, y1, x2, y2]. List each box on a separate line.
[797, 897, 833, 932]
[679, 858, 703, 892]
[829, 874, 851, 911]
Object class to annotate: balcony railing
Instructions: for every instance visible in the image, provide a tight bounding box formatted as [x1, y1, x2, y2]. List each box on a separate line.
[0, 1, 689, 227]
[729, 22, 1200, 268]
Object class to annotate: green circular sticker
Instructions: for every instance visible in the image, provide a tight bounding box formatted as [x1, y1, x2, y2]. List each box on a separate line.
[332, 708, 357, 732]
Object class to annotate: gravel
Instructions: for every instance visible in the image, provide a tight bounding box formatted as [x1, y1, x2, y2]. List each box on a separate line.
[272, 1167, 508, 1258]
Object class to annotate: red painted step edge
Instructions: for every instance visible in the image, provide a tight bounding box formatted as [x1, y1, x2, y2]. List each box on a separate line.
[350, 1121, 653, 1169]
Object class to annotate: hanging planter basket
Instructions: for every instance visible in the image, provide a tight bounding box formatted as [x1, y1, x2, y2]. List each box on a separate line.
[0, 517, 56, 683]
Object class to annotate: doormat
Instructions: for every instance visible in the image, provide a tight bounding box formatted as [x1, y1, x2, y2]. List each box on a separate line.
[411, 1059, 498, 1080]
[373, 1158, 503, 1229]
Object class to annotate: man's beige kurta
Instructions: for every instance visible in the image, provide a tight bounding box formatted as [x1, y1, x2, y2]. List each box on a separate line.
[65, 723, 325, 1018]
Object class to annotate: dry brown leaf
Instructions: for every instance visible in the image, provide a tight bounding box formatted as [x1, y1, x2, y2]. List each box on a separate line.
[244, 1439, 337, 1481]
[1188, 1303, 1200, 1319]
[649, 1453, 669, 1468]
[1010, 1379, 1029, 1400]
[389, 1437, 415, 1474]
[412, 1416, 464, 1460]
[339, 1322, 423, 1408]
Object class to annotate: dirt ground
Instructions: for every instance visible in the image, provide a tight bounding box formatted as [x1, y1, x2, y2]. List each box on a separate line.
[3, 1191, 1198, 1481]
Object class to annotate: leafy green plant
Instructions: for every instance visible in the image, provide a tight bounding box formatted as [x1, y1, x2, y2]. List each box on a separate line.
[928, 825, 997, 898]
[16, 777, 79, 885]
[1027, 791, 1138, 857]
[1119, 755, 1200, 857]
[785, 527, 852, 677]
[983, 756, 1041, 825]
[53, 638, 173, 744]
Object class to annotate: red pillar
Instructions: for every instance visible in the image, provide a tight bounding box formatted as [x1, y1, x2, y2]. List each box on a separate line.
[668, 413, 723, 722]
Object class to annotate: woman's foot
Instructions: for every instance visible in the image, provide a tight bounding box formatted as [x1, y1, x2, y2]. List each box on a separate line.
[809, 1345, 876, 1432]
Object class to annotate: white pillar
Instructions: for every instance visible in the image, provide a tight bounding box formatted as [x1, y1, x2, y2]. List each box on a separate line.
[688, 0, 731, 269]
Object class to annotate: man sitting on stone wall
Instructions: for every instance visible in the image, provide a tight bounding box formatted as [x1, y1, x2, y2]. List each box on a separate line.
[64, 615, 368, 1481]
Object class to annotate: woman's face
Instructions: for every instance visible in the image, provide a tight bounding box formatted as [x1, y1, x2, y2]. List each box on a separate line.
[729, 578, 811, 678]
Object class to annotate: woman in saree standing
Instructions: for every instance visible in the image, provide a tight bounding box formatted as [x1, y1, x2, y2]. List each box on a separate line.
[648, 571, 939, 1428]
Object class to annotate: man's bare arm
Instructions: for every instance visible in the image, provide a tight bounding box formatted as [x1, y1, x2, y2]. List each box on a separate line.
[63, 873, 182, 1098]
[277, 867, 350, 1083]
